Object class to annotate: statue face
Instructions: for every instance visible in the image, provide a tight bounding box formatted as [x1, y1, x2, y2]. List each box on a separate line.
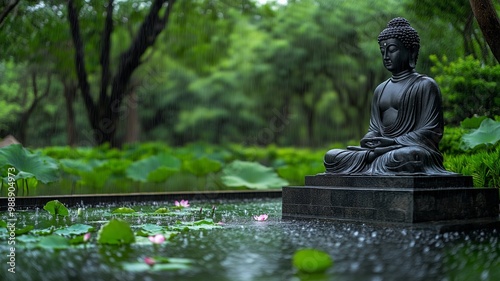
[379, 38, 411, 74]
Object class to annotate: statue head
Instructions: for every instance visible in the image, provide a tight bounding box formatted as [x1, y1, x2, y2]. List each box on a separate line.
[378, 17, 420, 71]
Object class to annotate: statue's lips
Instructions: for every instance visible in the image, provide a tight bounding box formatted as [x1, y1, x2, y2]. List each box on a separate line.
[384, 61, 392, 67]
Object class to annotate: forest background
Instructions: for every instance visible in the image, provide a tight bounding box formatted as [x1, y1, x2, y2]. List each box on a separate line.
[1, 0, 499, 149]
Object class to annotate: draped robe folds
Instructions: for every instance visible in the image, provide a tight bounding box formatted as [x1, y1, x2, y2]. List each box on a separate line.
[324, 73, 453, 175]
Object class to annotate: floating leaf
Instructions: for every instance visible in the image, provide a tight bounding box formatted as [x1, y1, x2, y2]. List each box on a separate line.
[461, 118, 500, 150]
[15, 225, 34, 235]
[37, 235, 70, 250]
[54, 224, 94, 237]
[112, 207, 136, 214]
[170, 219, 222, 231]
[97, 219, 135, 245]
[221, 160, 288, 189]
[460, 116, 488, 129]
[154, 208, 171, 214]
[43, 200, 69, 217]
[292, 248, 333, 274]
[122, 257, 193, 272]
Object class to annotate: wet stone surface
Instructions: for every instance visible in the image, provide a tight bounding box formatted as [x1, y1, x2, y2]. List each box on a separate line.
[1, 198, 499, 281]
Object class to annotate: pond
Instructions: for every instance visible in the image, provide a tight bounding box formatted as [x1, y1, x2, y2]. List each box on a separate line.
[1, 198, 499, 281]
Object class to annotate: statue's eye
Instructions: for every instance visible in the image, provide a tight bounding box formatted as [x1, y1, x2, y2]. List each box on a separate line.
[388, 46, 398, 53]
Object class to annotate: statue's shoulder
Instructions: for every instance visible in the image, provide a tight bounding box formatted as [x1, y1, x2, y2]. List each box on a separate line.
[373, 78, 390, 95]
[414, 74, 439, 89]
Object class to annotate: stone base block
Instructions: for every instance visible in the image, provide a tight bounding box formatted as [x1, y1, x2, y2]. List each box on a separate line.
[282, 175, 499, 224]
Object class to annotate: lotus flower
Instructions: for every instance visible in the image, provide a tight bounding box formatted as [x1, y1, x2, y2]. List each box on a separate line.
[148, 234, 166, 244]
[174, 200, 190, 207]
[253, 214, 268, 221]
[83, 233, 91, 242]
[144, 257, 155, 267]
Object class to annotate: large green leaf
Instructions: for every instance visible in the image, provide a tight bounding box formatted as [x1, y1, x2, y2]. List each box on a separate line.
[221, 160, 288, 189]
[37, 235, 70, 250]
[461, 118, 500, 150]
[0, 144, 59, 183]
[182, 157, 222, 177]
[126, 154, 181, 183]
[97, 219, 135, 245]
[43, 200, 69, 217]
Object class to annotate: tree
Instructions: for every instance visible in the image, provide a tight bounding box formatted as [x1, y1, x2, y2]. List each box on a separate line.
[469, 0, 500, 63]
[0, 0, 20, 27]
[67, 0, 176, 147]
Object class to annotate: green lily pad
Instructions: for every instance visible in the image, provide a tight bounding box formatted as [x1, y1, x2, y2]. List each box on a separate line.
[16, 234, 40, 244]
[31, 226, 55, 236]
[461, 118, 500, 150]
[15, 225, 34, 235]
[0, 220, 6, 228]
[54, 224, 94, 237]
[43, 200, 69, 217]
[170, 219, 222, 231]
[221, 160, 288, 189]
[37, 235, 70, 250]
[112, 207, 136, 214]
[97, 219, 135, 245]
[154, 208, 171, 214]
[292, 248, 333, 274]
[126, 154, 181, 183]
[122, 257, 193, 272]
[0, 144, 59, 183]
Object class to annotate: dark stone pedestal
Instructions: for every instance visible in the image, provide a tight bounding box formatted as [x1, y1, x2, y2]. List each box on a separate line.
[282, 174, 500, 230]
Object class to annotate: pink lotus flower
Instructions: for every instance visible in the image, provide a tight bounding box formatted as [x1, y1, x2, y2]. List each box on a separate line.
[83, 233, 91, 242]
[148, 234, 166, 244]
[253, 214, 268, 221]
[144, 257, 155, 267]
[174, 200, 190, 207]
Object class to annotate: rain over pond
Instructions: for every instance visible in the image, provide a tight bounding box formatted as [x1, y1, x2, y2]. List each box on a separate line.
[1, 198, 499, 281]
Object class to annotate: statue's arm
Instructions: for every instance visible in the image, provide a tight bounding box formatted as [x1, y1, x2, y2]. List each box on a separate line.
[393, 77, 444, 148]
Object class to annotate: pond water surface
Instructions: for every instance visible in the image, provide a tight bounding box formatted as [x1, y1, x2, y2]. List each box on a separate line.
[1, 198, 499, 281]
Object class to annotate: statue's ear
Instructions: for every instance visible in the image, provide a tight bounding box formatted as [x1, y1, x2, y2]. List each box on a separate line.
[409, 51, 417, 69]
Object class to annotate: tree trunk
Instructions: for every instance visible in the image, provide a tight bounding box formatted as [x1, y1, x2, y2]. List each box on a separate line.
[63, 80, 78, 146]
[67, 0, 176, 147]
[469, 0, 500, 63]
[124, 91, 140, 143]
[17, 72, 51, 145]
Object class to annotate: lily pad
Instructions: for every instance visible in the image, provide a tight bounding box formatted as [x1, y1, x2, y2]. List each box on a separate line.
[0, 220, 6, 228]
[37, 235, 70, 250]
[292, 248, 333, 274]
[122, 257, 193, 272]
[15, 225, 34, 235]
[43, 200, 69, 217]
[97, 219, 135, 245]
[221, 160, 289, 189]
[112, 207, 136, 214]
[54, 224, 94, 237]
[170, 219, 222, 231]
[461, 118, 500, 150]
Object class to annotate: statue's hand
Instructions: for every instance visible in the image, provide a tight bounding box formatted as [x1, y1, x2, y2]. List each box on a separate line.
[361, 137, 395, 148]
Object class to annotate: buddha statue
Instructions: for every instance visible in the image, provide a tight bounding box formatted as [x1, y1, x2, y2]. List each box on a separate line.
[324, 17, 453, 175]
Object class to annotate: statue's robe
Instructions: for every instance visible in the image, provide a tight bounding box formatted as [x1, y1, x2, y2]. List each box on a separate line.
[324, 73, 453, 175]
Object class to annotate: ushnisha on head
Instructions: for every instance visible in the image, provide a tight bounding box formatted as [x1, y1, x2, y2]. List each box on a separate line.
[378, 17, 420, 69]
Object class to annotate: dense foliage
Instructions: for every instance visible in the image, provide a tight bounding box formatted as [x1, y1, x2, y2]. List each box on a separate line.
[1, 124, 499, 196]
[1, 0, 497, 148]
